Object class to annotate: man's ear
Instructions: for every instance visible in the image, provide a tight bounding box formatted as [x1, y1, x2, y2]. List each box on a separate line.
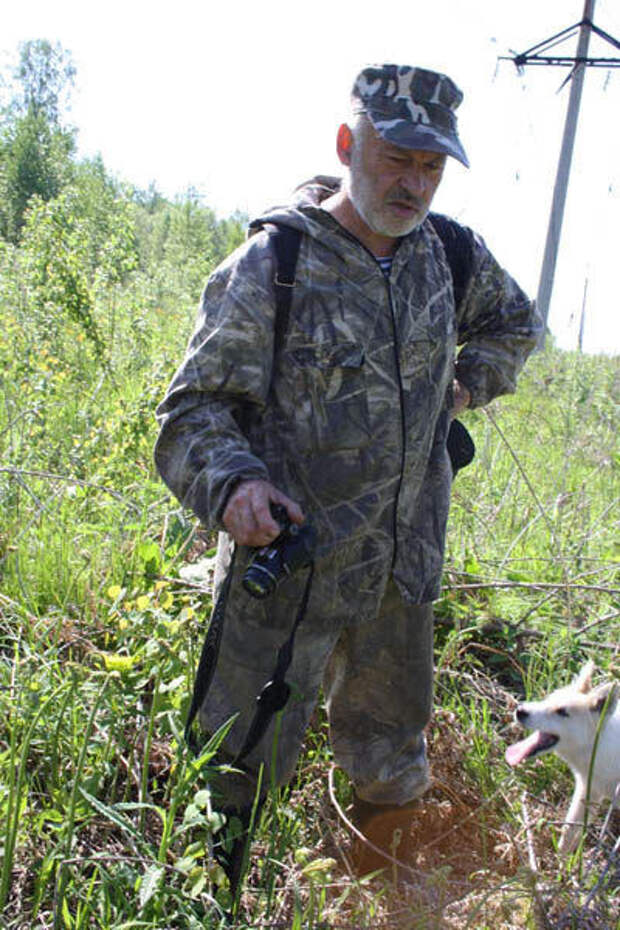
[336, 124, 353, 166]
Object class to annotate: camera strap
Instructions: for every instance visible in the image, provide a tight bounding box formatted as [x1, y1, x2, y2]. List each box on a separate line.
[184, 545, 237, 752]
[185, 548, 315, 763]
[235, 560, 314, 764]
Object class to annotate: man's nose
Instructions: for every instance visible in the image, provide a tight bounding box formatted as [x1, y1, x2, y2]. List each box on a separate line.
[399, 167, 428, 197]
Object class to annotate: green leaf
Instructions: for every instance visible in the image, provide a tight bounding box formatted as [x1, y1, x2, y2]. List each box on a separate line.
[78, 788, 149, 853]
[175, 855, 198, 873]
[189, 872, 206, 899]
[193, 789, 211, 808]
[464, 554, 481, 575]
[139, 864, 164, 909]
[301, 856, 337, 877]
[137, 540, 161, 575]
[61, 895, 74, 928]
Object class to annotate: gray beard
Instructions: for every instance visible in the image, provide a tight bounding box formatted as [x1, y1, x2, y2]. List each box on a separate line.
[347, 173, 427, 239]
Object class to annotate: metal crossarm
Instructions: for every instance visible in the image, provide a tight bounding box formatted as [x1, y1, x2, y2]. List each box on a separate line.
[500, 17, 620, 70]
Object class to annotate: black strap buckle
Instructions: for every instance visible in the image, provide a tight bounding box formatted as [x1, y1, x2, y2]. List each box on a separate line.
[256, 678, 291, 714]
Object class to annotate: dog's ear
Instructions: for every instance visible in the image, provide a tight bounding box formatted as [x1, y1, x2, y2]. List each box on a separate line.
[588, 682, 616, 714]
[574, 660, 595, 694]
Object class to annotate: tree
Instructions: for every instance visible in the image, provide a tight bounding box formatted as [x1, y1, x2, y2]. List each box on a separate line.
[18, 161, 139, 360]
[12, 39, 76, 124]
[0, 40, 76, 241]
[0, 111, 75, 241]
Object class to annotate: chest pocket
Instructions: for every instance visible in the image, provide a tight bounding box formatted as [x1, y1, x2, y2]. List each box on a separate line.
[286, 341, 371, 453]
[399, 306, 457, 391]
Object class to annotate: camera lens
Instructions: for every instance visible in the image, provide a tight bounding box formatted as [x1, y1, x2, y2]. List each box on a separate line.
[241, 509, 316, 600]
[242, 563, 277, 599]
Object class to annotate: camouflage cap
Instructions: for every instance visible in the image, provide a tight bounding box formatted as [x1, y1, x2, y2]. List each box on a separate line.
[351, 64, 469, 167]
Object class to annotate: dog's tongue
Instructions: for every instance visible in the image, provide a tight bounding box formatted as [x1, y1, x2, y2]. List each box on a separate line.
[505, 731, 544, 766]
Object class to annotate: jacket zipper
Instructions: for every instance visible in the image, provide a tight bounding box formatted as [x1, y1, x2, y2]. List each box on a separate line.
[385, 275, 407, 573]
[333, 224, 408, 573]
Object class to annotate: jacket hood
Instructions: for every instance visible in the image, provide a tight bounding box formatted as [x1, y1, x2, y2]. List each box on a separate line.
[247, 175, 440, 261]
[248, 175, 345, 245]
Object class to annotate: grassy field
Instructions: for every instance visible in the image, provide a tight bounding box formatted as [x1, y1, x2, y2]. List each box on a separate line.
[0, 245, 618, 930]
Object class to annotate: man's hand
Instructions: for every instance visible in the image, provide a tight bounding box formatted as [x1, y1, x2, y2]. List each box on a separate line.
[451, 379, 471, 417]
[222, 479, 304, 547]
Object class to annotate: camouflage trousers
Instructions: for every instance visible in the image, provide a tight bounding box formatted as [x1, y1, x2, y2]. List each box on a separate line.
[199, 547, 434, 809]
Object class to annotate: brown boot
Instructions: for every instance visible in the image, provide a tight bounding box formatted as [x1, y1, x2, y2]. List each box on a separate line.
[351, 795, 421, 879]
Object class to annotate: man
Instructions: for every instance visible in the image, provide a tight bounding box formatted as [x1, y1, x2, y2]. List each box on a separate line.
[154, 64, 540, 879]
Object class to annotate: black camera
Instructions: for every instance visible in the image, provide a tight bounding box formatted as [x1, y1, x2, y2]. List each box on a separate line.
[242, 504, 317, 599]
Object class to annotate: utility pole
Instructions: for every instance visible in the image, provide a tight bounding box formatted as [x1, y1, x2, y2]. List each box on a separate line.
[537, 0, 594, 346]
[501, 1, 620, 348]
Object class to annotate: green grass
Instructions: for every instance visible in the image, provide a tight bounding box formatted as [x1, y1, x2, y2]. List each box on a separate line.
[1, 231, 618, 928]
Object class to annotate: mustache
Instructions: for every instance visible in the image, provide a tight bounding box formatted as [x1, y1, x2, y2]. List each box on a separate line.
[386, 186, 424, 210]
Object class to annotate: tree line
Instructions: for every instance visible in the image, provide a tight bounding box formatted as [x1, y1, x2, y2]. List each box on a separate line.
[0, 39, 245, 361]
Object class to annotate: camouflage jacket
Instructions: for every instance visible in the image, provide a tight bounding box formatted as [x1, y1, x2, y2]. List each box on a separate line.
[155, 177, 540, 609]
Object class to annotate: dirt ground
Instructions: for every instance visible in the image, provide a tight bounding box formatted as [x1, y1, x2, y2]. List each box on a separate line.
[280, 702, 620, 930]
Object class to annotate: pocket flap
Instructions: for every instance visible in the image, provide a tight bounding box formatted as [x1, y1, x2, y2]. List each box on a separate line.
[291, 342, 365, 369]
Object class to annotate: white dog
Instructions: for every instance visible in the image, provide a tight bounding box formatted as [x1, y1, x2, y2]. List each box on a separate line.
[506, 661, 619, 855]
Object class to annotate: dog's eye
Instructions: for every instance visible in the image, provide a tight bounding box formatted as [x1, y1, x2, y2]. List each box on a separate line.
[555, 707, 569, 717]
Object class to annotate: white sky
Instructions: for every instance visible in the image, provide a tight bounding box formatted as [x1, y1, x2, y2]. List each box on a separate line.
[3, 0, 620, 355]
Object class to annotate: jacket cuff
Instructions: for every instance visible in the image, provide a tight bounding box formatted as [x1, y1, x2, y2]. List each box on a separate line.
[212, 465, 270, 529]
[453, 364, 483, 409]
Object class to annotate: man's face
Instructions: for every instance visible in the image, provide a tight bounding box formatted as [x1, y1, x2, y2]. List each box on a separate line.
[346, 124, 446, 239]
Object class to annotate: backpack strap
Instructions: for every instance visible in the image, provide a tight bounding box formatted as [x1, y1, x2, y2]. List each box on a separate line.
[428, 212, 475, 312]
[264, 223, 303, 352]
[265, 214, 474, 324]
[427, 213, 476, 472]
